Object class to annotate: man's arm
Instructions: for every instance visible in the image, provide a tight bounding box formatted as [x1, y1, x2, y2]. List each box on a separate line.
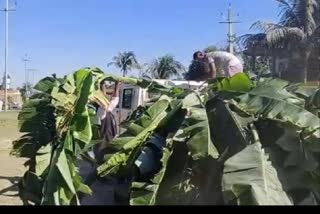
[88, 96, 109, 110]
[207, 57, 217, 79]
[113, 81, 121, 98]
[107, 81, 121, 112]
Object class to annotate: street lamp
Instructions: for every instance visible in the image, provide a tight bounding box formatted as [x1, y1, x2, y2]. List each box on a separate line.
[1, 0, 16, 112]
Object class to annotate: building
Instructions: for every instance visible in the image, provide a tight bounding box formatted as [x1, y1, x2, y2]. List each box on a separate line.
[1, 74, 11, 89]
[0, 89, 23, 110]
[244, 46, 320, 85]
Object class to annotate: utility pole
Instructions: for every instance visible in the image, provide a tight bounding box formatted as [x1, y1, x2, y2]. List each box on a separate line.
[22, 54, 30, 97]
[219, 3, 241, 55]
[1, 0, 16, 112]
[27, 68, 37, 86]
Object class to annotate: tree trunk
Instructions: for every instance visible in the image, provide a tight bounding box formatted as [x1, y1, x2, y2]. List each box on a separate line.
[271, 51, 278, 78]
[251, 56, 256, 73]
[302, 50, 312, 84]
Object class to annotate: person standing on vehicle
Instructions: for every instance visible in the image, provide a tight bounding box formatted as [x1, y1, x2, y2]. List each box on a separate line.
[190, 50, 243, 80]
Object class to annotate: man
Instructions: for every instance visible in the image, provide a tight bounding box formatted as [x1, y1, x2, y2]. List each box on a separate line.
[185, 51, 211, 81]
[192, 50, 243, 80]
[94, 81, 120, 164]
[80, 81, 121, 205]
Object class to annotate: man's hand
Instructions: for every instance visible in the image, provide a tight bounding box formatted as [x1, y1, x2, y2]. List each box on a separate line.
[88, 96, 97, 103]
[205, 56, 216, 79]
[204, 55, 214, 64]
[115, 80, 123, 86]
[113, 81, 122, 97]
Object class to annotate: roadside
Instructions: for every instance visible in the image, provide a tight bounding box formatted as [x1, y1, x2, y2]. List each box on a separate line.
[0, 112, 25, 205]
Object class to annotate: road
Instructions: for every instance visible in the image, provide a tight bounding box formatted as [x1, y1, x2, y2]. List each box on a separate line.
[0, 112, 25, 205]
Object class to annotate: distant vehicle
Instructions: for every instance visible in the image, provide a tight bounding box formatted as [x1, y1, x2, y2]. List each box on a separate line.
[9, 102, 22, 110]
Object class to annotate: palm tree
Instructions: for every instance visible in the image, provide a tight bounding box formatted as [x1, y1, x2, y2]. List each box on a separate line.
[146, 55, 185, 79]
[239, 0, 319, 83]
[203, 45, 226, 53]
[108, 51, 140, 77]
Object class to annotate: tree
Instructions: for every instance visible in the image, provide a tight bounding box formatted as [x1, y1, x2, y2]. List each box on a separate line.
[203, 45, 226, 53]
[239, 0, 320, 83]
[241, 54, 271, 74]
[108, 51, 140, 77]
[147, 55, 185, 79]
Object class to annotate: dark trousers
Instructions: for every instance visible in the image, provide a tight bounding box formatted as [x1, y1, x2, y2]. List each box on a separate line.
[93, 111, 118, 164]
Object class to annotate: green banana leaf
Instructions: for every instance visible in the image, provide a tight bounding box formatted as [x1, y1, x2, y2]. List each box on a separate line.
[233, 79, 320, 134]
[97, 96, 172, 177]
[130, 144, 173, 205]
[179, 105, 218, 160]
[130, 93, 221, 205]
[222, 142, 293, 205]
[206, 98, 254, 159]
[129, 104, 197, 205]
[209, 72, 252, 92]
[12, 66, 320, 206]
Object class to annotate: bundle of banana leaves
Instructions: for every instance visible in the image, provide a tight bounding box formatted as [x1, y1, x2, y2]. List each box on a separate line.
[12, 67, 320, 205]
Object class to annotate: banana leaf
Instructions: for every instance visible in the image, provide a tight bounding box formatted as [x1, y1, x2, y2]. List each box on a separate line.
[97, 96, 173, 177]
[232, 80, 320, 135]
[222, 142, 293, 205]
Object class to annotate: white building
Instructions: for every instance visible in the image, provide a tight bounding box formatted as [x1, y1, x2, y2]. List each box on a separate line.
[2, 74, 11, 89]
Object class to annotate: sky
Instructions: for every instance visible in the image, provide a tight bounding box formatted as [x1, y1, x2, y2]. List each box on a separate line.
[0, 0, 280, 88]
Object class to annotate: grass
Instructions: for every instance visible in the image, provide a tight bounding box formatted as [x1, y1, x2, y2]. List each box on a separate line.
[0, 111, 20, 153]
[0, 111, 19, 133]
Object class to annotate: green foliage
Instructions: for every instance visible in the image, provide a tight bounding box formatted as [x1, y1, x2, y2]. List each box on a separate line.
[223, 142, 292, 205]
[19, 82, 34, 102]
[13, 67, 320, 206]
[12, 67, 181, 205]
[146, 55, 185, 79]
[107, 51, 140, 77]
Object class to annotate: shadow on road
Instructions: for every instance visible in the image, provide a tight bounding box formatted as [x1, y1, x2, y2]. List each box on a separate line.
[0, 176, 20, 197]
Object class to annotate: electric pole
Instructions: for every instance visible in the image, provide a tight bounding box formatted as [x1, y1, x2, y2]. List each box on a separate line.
[27, 68, 37, 87]
[219, 3, 241, 54]
[22, 54, 30, 97]
[1, 0, 16, 112]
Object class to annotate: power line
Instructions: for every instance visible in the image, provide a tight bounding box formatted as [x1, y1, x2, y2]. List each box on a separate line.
[219, 3, 241, 55]
[1, 0, 16, 112]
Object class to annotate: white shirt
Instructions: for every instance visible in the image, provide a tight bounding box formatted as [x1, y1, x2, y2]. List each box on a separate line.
[210, 51, 242, 69]
[96, 96, 119, 121]
[107, 97, 119, 112]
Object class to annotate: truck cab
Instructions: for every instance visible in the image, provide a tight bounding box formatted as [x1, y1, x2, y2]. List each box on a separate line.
[112, 80, 206, 130]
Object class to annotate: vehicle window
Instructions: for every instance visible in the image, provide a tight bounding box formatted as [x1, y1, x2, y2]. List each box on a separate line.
[122, 89, 133, 109]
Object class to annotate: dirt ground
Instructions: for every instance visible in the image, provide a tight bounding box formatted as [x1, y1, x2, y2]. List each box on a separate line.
[0, 112, 25, 205]
[0, 112, 118, 206]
